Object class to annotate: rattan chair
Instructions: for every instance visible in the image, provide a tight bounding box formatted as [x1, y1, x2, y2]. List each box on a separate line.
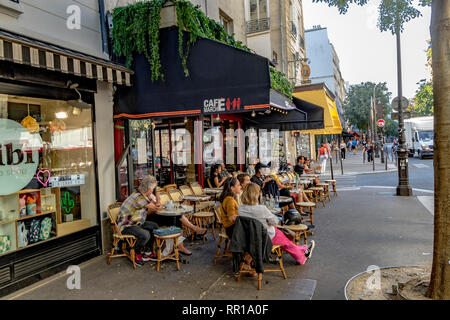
[106, 202, 137, 269]
[236, 245, 287, 290]
[213, 207, 232, 265]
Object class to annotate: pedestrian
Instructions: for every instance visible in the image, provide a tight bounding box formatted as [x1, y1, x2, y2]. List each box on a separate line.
[352, 139, 357, 154]
[340, 140, 346, 160]
[316, 143, 329, 174]
[365, 142, 374, 162]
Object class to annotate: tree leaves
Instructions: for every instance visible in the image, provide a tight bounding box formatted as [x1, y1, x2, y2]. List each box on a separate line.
[413, 79, 433, 116]
[312, 0, 430, 34]
[343, 82, 392, 131]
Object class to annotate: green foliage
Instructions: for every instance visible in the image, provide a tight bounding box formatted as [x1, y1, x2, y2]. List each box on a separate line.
[413, 79, 433, 116]
[343, 82, 392, 131]
[312, 0, 430, 34]
[270, 67, 293, 99]
[111, 0, 263, 83]
[384, 118, 399, 137]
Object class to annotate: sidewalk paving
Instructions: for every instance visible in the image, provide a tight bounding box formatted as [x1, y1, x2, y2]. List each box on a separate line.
[3, 183, 433, 300]
[320, 149, 398, 176]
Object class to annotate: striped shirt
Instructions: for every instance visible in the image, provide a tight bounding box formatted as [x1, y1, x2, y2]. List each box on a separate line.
[117, 192, 150, 232]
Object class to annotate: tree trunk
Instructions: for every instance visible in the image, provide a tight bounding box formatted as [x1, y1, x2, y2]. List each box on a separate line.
[428, 0, 450, 299]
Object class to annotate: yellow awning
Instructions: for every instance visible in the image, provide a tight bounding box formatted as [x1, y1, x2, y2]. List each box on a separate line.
[293, 84, 342, 135]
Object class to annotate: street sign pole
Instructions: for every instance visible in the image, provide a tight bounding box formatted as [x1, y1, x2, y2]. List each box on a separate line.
[395, 20, 412, 197]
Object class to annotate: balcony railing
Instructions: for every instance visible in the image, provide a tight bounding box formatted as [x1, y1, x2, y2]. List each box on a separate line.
[290, 22, 297, 38]
[246, 18, 270, 34]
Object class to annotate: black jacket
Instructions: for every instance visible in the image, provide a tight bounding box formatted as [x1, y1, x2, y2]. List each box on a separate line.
[229, 216, 272, 274]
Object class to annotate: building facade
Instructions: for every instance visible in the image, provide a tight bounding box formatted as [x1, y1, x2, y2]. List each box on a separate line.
[244, 0, 306, 86]
[0, 0, 131, 295]
[304, 26, 346, 124]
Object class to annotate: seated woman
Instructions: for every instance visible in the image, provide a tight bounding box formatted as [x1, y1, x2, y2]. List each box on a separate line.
[267, 165, 309, 213]
[210, 164, 226, 188]
[303, 158, 320, 187]
[238, 183, 315, 265]
[145, 181, 207, 256]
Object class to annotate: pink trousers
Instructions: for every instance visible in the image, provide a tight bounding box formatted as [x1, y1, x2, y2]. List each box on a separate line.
[272, 228, 308, 265]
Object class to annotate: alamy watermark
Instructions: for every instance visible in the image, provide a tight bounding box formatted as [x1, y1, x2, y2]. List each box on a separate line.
[66, 265, 81, 290]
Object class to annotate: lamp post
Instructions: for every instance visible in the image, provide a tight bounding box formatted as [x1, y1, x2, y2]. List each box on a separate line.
[373, 84, 380, 158]
[394, 9, 412, 197]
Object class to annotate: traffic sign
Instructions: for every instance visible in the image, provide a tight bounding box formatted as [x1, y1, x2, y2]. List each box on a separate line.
[391, 96, 409, 112]
[377, 119, 385, 127]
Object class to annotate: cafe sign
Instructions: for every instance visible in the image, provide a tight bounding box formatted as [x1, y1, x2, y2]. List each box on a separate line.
[203, 97, 241, 114]
[0, 119, 42, 195]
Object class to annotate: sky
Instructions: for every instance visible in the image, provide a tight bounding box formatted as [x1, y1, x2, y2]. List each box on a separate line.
[302, 0, 432, 100]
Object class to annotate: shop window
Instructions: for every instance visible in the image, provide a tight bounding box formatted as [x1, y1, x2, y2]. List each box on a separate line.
[0, 94, 98, 256]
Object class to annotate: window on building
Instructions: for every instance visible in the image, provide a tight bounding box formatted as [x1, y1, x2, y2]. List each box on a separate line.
[219, 11, 234, 36]
[249, 0, 268, 21]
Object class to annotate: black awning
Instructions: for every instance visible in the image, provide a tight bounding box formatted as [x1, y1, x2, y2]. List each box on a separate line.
[243, 96, 324, 130]
[244, 108, 307, 130]
[114, 27, 272, 119]
[293, 96, 324, 130]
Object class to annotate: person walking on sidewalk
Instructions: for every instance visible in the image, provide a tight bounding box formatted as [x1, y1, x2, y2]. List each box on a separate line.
[317, 143, 329, 174]
[340, 140, 346, 160]
[365, 142, 374, 162]
[351, 139, 358, 154]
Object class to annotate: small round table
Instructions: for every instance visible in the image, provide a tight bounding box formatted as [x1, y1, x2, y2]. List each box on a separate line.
[203, 188, 222, 201]
[180, 195, 211, 212]
[157, 204, 194, 226]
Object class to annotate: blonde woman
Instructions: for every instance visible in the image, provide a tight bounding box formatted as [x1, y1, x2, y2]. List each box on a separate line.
[238, 183, 315, 265]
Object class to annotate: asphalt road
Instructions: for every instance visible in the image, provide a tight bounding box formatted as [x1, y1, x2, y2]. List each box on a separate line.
[355, 157, 434, 191]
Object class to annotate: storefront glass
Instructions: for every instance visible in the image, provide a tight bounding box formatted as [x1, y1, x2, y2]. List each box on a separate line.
[296, 133, 311, 159]
[0, 94, 98, 256]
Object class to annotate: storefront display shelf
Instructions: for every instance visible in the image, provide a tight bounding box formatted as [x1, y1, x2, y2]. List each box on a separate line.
[16, 211, 55, 221]
[0, 220, 15, 226]
[57, 219, 91, 237]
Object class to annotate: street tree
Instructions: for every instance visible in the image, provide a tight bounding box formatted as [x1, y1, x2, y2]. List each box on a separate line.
[413, 46, 433, 116]
[343, 82, 391, 133]
[413, 79, 433, 116]
[312, 0, 449, 299]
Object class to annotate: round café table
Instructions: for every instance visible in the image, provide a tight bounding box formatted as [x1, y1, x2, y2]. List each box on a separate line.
[203, 188, 222, 201]
[180, 195, 211, 212]
[157, 204, 194, 226]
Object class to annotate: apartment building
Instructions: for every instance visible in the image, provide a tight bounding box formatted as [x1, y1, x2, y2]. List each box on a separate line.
[105, 0, 247, 44]
[244, 0, 306, 86]
[304, 25, 346, 123]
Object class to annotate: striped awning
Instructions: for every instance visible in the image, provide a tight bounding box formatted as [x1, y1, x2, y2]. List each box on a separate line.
[0, 29, 132, 86]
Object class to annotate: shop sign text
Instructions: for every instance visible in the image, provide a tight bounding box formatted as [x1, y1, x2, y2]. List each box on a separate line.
[203, 97, 241, 114]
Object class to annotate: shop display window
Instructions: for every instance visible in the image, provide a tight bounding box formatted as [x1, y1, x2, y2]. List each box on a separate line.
[0, 94, 98, 256]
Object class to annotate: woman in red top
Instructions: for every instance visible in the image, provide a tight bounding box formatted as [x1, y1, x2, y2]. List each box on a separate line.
[316, 143, 329, 174]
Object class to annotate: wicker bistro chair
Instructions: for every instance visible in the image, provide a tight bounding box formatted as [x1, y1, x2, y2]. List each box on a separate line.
[167, 189, 194, 239]
[213, 207, 232, 265]
[236, 245, 287, 290]
[106, 202, 138, 269]
[163, 184, 178, 193]
[158, 192, 171, 206]
[324, 179, 337, 197]
[190, 182, 216, 210]
[154, 232, 182, 272]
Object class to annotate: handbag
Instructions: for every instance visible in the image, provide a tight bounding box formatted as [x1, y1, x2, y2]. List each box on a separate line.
[29, 219, 41, 243]
[283, 209, 303, 225]
[153, 226, 182, 237]
[40, 217, 52, 240]
[17, 221, 29, 248]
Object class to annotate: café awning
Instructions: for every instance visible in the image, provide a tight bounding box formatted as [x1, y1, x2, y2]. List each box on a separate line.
[113, 27, 293, 119]
[244, 95, 324, 130]
[293, 83, 342, 135]
[0, 29, 132, 86]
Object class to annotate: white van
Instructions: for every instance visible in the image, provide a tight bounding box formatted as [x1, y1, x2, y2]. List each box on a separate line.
[404, 116, 434, 159]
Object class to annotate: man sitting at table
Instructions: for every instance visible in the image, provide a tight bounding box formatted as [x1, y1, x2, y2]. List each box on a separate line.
[294, 156, 305, 176]
[117, 175, 161, 265]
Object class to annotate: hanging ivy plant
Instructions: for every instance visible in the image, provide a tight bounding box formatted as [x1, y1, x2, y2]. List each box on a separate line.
[270, 67, 294, 99]
[111, 0, 291, 97]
